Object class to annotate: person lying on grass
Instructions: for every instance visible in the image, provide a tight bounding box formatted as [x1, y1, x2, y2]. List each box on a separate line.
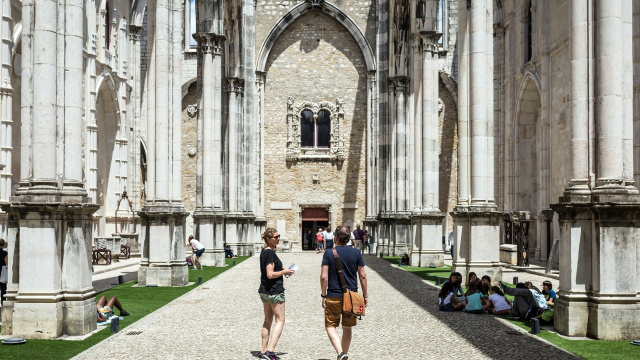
[97, 295, 129, 322]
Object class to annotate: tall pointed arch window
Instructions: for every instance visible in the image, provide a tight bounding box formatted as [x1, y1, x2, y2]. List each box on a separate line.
[105, 2, 110, 49]
[286, 98, 345, 163]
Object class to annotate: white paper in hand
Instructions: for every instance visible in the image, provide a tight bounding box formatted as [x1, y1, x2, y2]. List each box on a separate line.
[285, 263, 298, 278]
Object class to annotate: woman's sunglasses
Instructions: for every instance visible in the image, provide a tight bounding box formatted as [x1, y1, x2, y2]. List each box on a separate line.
[271, 235, 280, 239]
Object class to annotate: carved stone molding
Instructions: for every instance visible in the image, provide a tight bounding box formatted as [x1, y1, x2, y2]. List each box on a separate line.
[187, 104, 198, 118]
[286, 97, 345, 163]
[193, 33, 226, 55]
[224, 78, 245, 94]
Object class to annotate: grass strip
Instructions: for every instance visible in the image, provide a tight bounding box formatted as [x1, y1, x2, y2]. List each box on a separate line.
[0, 256, 248, 360]
[382, 256, 640, 360]
[383, 256, 452, 284]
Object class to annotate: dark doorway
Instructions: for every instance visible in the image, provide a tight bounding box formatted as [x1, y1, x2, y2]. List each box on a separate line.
[301, 207, 330, 251]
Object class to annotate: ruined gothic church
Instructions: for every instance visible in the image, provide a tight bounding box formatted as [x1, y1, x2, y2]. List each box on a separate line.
[0, 0, 638, 341]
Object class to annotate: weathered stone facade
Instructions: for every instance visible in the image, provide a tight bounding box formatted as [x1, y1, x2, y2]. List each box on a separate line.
[1, 0, 639, 341]
[262, 10, 368, 240]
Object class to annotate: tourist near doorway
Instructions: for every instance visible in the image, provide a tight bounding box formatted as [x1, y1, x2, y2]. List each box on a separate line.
[301, 207, 329, 251]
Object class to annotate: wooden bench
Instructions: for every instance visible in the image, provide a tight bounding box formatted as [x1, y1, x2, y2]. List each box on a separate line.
[92, 249, 111, 265]
[121, 244, 131, 259]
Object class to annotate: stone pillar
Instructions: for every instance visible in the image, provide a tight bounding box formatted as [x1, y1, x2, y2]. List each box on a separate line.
[411, 32, 444, 267]
[193, 0, 226, 266]
[452, 0, 501, 283]
[138, 0, 189, 286]
[129, 25, 144, 210]
[1, 0, 99, 339]
[0, 0, 13, 202]
[551, 0, 640, 340]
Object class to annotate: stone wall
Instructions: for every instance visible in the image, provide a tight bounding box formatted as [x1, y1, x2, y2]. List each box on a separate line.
[181, 84, 198, 213]
[255, 0, 377, 60]
[262, 10, 368, 241]
[439, 81, 458, 235]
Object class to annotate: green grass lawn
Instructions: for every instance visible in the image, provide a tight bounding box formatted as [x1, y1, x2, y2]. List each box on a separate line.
[383, 256, 453, 284]
[0, 256, 248, 360]
[382, 256, 640, 360]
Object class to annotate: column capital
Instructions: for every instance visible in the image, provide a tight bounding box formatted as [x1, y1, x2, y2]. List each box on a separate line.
[193, 33, 226, 55]
[224, 77, 244, 94]
[255, 71, 266, 85]
[419, 31, 441, 54]
[129, 25, 143, 41]
[389, 76, 409, 93]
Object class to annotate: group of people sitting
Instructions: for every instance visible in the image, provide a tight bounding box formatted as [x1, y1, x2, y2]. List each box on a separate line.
[438, 272, 556, 322]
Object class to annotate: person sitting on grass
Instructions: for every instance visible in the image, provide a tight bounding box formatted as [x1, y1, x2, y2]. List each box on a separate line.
[443, 272, 465, 300]
[189, 235, 205, 270]
[541, 280, 556, 307]
[398, 253, 410, 266]
[488, 286, 512, 315]
[224, 243, 237, 258]
[465, 272, 479, 296]
[464, 281, 490, 314]
[97, 295, 129, 323]
[439, 280, 464, 311]
[534, 280, 556, 323]
[479, 275, 491, 296]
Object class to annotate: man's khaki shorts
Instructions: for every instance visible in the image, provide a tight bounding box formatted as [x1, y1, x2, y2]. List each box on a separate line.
[325, 297, 357, 327]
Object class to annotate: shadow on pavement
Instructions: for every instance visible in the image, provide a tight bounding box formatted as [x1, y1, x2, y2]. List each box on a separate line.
[365, 255, 579, 359]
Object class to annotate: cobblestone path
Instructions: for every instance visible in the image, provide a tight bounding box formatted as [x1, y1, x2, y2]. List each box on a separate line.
[75, 252, 577, 360]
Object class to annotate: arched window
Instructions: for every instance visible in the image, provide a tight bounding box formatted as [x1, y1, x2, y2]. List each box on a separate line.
[105, 2, 110, 49]
[301, 110, 314, 147]
[300, 109, 331, 148]
[286, 98, 345, 163]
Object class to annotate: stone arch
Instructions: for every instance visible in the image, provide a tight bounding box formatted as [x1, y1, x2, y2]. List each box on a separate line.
[511, 71, 543, 255]
[439, 71, 457, 106]
[182, 77, 197, 99]
[438, 73, 459, 237]
[93, 72, 122, 235]
[256, 0, 376, 73]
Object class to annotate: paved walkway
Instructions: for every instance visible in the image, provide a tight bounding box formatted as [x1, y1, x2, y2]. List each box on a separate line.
[74, 252, 576, 360]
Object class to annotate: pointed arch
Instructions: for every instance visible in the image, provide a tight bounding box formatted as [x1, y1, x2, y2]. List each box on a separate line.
[256, 0, 376, 73]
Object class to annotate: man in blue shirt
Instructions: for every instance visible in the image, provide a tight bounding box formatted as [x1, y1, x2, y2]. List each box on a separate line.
[320, 225, 368, 360]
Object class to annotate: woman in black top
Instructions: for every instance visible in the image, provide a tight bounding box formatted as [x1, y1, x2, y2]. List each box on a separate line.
[258, 228, 294, 360]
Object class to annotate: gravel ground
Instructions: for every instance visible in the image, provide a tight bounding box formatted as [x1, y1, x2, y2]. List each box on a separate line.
[74, 252, 577, 360]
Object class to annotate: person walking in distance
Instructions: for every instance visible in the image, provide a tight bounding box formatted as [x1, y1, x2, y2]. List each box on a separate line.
[353, 225, 365, 252]
[320, 225, 368, 360]
[259, 228, 295, 360]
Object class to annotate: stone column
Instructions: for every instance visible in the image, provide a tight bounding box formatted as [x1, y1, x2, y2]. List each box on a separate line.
[411, 32, 444, 267]
[193, 0, 226, 266]
[452, 0, 501, 283]
[634, 0, 640, 187]
[1, 0, 99, 339]
[138, 0, 189, 287]
[551, 0, 640, 340]
[129, 25, 144, 209]
[0, 0, 13, 202]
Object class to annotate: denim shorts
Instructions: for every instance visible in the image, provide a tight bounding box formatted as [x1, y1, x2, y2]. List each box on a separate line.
[260, 292, 285, 304]
[195, 248, 205, 257]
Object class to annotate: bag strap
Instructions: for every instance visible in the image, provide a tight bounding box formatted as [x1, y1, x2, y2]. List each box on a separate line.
[332, 248, 348, 294]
